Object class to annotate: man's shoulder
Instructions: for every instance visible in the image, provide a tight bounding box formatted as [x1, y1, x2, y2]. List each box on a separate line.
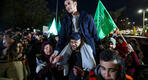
[80, 11, 89, 16]
[79, 11, 93, 21]
[63, 13, 71, 19]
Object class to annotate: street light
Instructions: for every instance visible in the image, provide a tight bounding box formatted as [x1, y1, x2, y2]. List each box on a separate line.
[138, 9, 143, 13]
[146, 8, 148, 11]
[145, 18, 148, 21]
[138, 9, 146, 28]
[138, 8, 148, 35]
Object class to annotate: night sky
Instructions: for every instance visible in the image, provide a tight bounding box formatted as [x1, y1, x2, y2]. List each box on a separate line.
[48, 0, 148, 25]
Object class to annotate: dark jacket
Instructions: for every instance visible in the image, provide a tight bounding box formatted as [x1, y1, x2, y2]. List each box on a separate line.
[68, 51, 89, 80]
[55, 11, 101, 56]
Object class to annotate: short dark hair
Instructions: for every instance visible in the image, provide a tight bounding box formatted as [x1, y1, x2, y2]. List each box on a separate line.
[99, 49, 126, 80]
[100, 49, 121, 65]
[73, 0, 77, 2]
[71, 0, 77, 2]
[70, 32, 81, 40]
[65, 0, 77, 2]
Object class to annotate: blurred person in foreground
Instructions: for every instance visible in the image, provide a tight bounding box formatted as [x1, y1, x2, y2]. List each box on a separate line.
[94, 49, 133, 80]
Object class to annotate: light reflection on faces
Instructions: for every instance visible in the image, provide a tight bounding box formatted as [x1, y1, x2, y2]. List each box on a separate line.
[70, 39, 81, 50]
[44, 44, 53, 56]
[17, 42, 24, 54]
[100, 60, 120, 80]
[64, 0, 77, 14]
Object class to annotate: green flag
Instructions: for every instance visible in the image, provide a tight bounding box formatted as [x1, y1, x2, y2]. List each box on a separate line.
[48, 17, 61, 36]
[94, 0, 117, 39]
[56, 17, 61, 33]
[48, 18, 58, 35]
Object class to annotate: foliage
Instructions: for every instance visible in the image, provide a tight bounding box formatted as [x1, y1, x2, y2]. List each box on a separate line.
[0, 0, 50, 29]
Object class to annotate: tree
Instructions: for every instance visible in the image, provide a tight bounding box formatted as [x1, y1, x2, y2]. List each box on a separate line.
[22, 0, 50, 28]
[0, 0, 50, 29]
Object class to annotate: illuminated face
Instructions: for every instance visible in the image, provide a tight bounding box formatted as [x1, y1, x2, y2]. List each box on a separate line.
[23, 39, 29, 46]
[109, 42, 115, 49]
[100, 60, 120, 80]
[44, 44, 53, 55]
[64, 0, 77, 14]
[70, 39, 81, 50]
[17, 42, 24, 54]
[3, 35, 11, 47]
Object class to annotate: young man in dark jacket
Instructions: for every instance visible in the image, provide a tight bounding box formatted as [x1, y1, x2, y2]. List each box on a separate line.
[50, 0, 101, 63]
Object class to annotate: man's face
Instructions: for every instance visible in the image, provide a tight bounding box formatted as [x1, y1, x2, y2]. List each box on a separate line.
[64, 0, 77, 14]
[100, 60, 120, 80]
[109, 42, 115, 49]
[70, 39, 81, 50]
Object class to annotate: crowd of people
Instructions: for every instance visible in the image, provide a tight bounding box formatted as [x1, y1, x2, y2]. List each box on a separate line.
[0, 27, 147, 80]
[0, 0, 147, 80]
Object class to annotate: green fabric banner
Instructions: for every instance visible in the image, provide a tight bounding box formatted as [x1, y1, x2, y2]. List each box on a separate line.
[94, 0, 117, 39]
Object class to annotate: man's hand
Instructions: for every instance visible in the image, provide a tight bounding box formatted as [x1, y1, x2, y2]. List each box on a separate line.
[50, 53, 57, 63]
[73, 66, 85, 76]
[52, 55, 63, 64]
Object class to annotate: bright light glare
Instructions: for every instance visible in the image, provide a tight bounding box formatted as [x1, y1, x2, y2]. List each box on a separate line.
[144, 18, 148, 21]
[138, 9, 143, 13]
[146, 8, 148, 11]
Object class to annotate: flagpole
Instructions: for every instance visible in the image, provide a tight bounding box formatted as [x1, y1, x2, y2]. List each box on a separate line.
[117, 27, 127, 44]
[56, 0, 58, 24]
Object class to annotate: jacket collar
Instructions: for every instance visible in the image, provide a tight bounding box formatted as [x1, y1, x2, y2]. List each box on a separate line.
[65, 10, 87, 22]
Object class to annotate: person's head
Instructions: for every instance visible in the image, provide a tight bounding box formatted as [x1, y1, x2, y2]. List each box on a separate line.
[16, 41, 24, 54]
[23, 38, 29, 46]
[107, 38, 116, 49]
[64, 0, 78, 14]
[99, 49, 124, 80]
[108, 41, 115, 49]
[70, 32, 81, 50]
[116, 37, 123, 44]
[3, 31, 15, 47]
[42, 41, 54, 56]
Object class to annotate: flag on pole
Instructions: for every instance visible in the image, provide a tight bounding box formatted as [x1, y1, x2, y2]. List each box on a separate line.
[57, 17, 61, 33]
[48, 18, 61, 36]
[94, 0, 117, 39]
[48, 18, 58, 35]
